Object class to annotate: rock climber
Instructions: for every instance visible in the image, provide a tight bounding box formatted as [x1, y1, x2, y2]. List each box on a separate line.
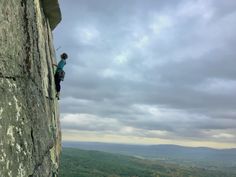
[53, 52, 68, 100]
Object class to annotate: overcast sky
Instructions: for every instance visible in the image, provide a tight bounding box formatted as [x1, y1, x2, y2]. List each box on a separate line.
[53, 0, 236, 148]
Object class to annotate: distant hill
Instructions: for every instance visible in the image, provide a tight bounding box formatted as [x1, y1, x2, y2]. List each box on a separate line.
[63, 141, 236, 172]
[59, 148, 235, 177]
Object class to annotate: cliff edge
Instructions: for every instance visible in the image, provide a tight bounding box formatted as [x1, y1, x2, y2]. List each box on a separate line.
[0, 0, 62, 176]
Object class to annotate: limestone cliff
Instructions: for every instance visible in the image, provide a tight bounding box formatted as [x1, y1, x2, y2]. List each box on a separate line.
[0, 0, 62, 176]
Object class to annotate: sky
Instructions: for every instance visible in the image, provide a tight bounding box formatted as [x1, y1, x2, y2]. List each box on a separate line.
[53, 0, 236, 149]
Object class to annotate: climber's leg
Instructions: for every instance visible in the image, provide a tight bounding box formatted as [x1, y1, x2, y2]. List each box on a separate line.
[54, 73, 61, 99]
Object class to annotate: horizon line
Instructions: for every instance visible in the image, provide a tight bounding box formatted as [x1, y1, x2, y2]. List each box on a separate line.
[62, 140, 236, 150]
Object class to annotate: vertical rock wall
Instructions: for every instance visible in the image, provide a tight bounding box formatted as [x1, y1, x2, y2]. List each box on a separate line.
[0, 0, 61, 176]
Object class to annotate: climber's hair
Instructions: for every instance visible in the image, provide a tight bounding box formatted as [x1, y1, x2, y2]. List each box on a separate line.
[61, 53, 68, 60]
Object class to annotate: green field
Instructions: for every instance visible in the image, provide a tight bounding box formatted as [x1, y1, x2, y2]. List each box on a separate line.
[59, 148, 234, 177]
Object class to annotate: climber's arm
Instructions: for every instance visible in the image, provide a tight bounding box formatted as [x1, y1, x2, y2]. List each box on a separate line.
[52, 63, 58, 67]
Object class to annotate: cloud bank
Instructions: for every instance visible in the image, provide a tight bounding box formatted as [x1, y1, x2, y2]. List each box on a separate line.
[53, 0, 236, 148]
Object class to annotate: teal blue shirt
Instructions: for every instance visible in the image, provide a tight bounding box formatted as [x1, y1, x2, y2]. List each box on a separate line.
[56, 59, 66, 72]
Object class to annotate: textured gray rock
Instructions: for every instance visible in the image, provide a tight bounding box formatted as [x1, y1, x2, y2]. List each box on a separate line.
[0, 0, 61, 176]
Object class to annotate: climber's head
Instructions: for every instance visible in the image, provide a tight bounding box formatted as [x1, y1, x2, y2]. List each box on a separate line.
[61, 53, 68, 60]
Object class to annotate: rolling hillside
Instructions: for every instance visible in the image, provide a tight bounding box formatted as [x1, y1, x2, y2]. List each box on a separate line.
[59, 148, 235, 177]
[62, 141, 236, 170]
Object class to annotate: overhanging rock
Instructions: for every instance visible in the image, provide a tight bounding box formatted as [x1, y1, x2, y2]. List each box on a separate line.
[41, 0, 62, 30]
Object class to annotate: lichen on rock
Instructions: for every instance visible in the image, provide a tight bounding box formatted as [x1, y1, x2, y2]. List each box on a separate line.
[0, 0, 62, 176]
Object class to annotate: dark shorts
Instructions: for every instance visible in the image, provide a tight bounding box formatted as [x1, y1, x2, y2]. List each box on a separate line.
[54, 72, 61, 92]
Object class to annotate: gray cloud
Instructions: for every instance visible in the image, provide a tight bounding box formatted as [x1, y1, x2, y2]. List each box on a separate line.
[54, 0, 236, 146]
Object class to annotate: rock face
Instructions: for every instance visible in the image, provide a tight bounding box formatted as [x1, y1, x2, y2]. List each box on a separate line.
[0, 0, 61, 176]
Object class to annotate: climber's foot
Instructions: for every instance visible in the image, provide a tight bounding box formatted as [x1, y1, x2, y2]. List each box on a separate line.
[56, 92, 60, 100]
